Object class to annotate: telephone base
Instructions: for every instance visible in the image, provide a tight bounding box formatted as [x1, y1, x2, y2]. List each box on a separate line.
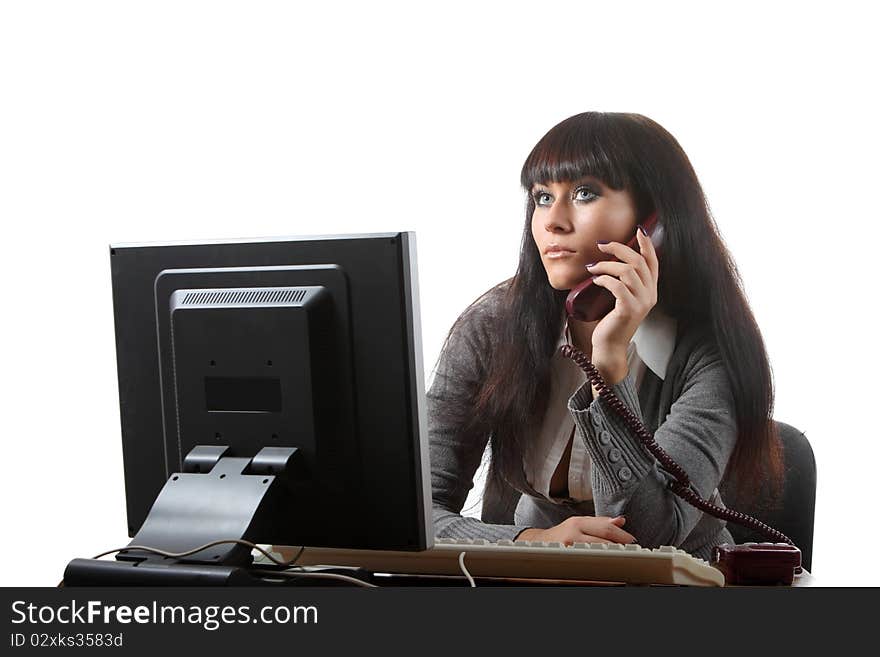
[712, 543, 802, 585]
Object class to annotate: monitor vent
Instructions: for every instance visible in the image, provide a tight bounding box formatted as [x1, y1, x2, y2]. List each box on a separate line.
[181, 288, 307, 306]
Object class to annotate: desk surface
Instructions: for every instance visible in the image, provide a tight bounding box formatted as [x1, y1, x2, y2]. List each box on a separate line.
[369, 569, 815, 587]
[264, 546, 812, 587]
[263, 560, 814, 587]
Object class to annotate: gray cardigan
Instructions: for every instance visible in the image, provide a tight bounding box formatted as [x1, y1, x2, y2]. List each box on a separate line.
[427, 283, 737, 562]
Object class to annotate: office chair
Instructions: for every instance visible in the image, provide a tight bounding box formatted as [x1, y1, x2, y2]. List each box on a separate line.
[719, 421, 816, 571]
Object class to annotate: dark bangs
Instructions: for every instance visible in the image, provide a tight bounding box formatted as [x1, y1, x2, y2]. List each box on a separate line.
[520, 113, 636, 193]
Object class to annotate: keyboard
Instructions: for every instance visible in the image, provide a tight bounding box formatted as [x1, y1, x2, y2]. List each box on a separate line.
[268, 538, 725, 586]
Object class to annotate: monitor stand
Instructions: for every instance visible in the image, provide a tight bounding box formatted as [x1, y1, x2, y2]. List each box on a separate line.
[62, 445, 343, 586]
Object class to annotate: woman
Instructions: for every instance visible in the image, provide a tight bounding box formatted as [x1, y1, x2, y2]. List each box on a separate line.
[427, 112, 783, 562]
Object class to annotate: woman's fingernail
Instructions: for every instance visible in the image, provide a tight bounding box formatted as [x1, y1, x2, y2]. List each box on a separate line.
[638, 224, 648, 237]
[597, 240, 610, 245]
[585, 262, 597, 268]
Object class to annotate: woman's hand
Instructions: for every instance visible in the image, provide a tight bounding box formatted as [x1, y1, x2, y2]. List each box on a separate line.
[514, 515, 636, 546]
[586, 225, 660, 385]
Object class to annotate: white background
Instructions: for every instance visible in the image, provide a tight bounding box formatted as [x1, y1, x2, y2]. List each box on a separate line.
[1, 1, 877, 586]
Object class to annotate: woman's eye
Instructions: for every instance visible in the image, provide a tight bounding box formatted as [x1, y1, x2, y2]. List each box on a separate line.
[574, 186, 597, 202]
[533, 192, 552, 206]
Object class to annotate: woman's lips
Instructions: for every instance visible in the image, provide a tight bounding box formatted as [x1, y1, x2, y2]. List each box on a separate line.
[545, 247, 576, 259]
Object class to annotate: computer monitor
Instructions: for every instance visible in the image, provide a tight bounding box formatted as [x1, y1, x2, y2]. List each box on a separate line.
[67, 232, 433, 583]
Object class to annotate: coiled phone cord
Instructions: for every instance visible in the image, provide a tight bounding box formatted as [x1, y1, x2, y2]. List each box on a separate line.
[560, 343, 794, 547]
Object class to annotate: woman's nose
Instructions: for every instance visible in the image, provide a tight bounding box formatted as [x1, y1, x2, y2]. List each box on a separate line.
[544, 200, 573, 233]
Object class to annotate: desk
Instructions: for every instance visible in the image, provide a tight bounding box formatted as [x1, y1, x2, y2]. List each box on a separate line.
[370, 570, 815, 586]
[260, 548, 814, 587]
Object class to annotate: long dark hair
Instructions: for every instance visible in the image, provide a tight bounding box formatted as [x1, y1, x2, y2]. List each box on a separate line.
[441, 112, 783, 507]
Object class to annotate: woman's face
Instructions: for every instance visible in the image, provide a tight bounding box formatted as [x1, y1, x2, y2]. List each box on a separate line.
[530, 175, 639, 291]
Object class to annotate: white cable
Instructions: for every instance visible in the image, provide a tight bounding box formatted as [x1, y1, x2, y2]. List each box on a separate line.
[458, 551, 476, 587]
[250, 569, 378, 588]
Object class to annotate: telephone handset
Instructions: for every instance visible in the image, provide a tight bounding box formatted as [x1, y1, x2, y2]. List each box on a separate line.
[560, 213, 802, 585]
[565, 211, 663, 323]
